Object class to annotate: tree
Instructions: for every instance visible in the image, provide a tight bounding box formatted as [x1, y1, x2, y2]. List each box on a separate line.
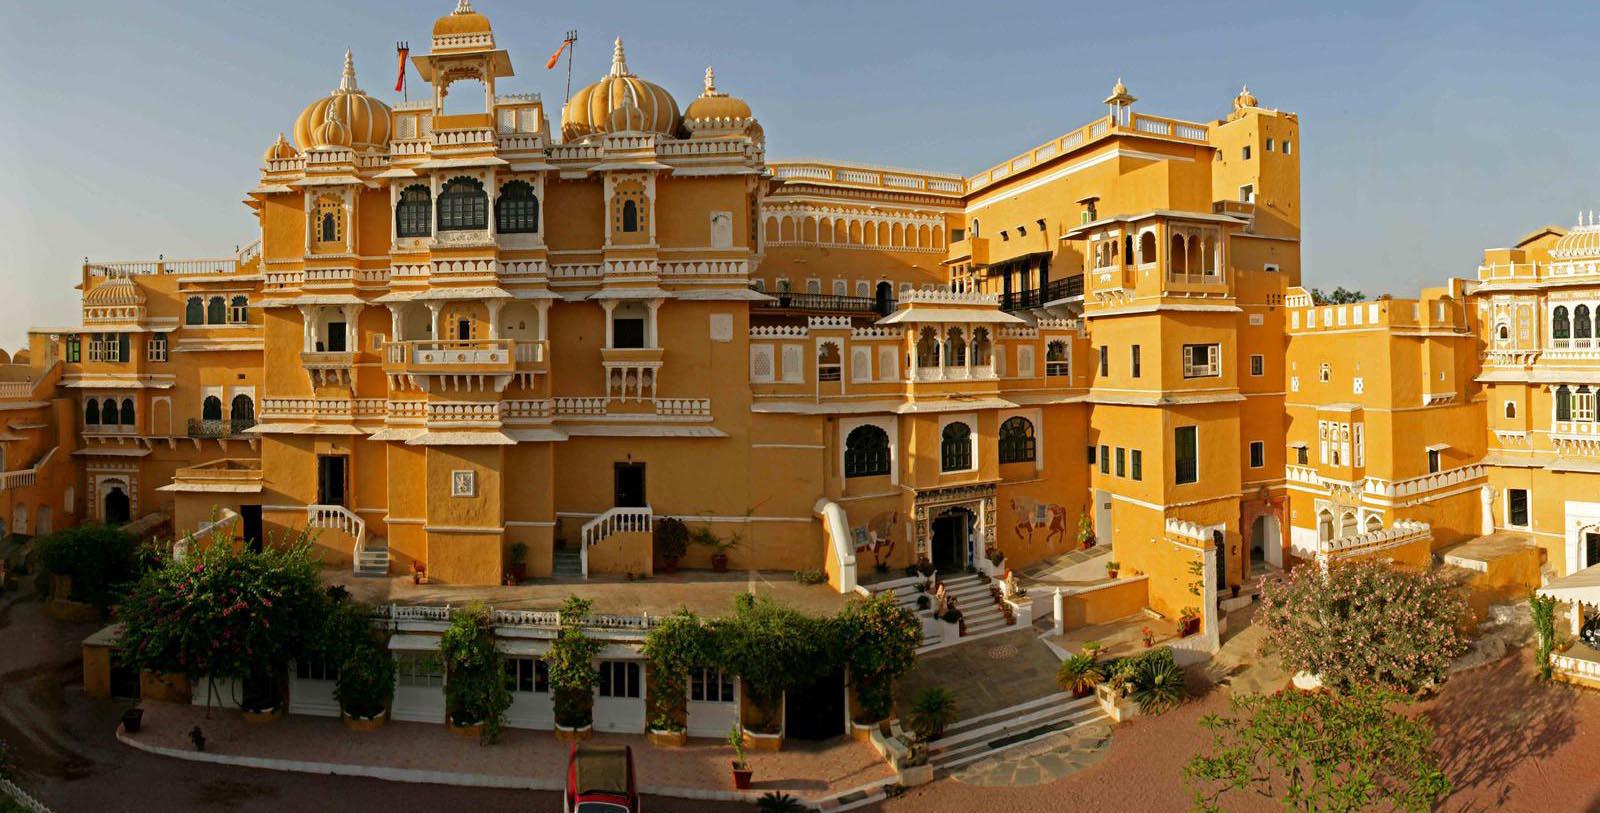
[315, 596, 393, 720]
[37, 524, 140, 609]
[440, 603, 511, 743]
[834, 592, 920, 723]
[1310, 287, 1366, 305]
[115, 531, 327, 713]
[711, 593, 834, 732]
[1258, 560, 1468, 695]
[547, 595, 603, 730]
[1530, 591, 1558, 681]
[1184, 688, 1451, 813]
[641, 609, 714, 731]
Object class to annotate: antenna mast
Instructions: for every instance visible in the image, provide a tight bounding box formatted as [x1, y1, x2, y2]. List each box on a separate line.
[564, 30, 578, 107]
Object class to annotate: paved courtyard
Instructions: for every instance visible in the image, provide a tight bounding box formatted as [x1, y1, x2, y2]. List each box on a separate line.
[947, 717, 1114, 787]
[895, 628, 1063, 723]
[335, 567, 851, 617]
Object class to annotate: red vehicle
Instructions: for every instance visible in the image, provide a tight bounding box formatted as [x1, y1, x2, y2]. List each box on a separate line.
[564, 743, 639, 813]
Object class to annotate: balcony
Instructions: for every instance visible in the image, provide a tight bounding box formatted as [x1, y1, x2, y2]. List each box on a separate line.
[301, 351, 358, 387]
[758, 291, 892, 317]
[384, 339, 547, 393]
[187, 418, 256, 438]
[1001, 276, 1083, 312]
[601, 347, 664, 401]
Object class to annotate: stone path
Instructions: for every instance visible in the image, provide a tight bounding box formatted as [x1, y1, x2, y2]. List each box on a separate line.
[947, 718, 1114, 787]
[1015, 546, 1110, 585]
[896, 629, 1062, 723]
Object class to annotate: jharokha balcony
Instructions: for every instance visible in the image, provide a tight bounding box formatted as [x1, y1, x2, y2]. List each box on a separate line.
[383, 339, 549, 391]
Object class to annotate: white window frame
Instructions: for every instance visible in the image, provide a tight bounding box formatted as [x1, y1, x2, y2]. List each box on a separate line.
[1181, 343, 1220, 378]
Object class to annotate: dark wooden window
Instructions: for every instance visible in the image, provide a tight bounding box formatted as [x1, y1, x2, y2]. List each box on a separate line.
[438, 177, 488, 231]
[998, 416, 1036, 464]
[844, 424, 891, 478]
[1175, 426, 1199, 484]
[396, 185, 432, 237]
[495, 181, 539, 234]
[184, 297, 204, 325]
[621, 200, 639, 232]
[940, 422, 972, 472]
[1508, 488, 1529, 527]
[503, 658, 548, 693]
[598, 661, 641, 698]
[1131, 449, 1143, 481]
[206, 297, 226, 325]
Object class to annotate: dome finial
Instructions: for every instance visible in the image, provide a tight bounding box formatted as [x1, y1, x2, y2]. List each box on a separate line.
[454, 0, 474, 13]
[610, 37, 631, 77]
[338, 49, 360, 93]
[704, 65, 716, 95]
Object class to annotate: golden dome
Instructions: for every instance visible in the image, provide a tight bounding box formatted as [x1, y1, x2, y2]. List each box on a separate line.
[1233, 85, 1260, 110]
[292, 51, 393, 152]
[263, 132, 299, 163]
[433, 0, 491, 37]
[1552, 213, 1600, 260]
[84, 277, 147, 308]
[683, 66, 753, 134]
[561, 38, 681, 141]
[1103, 77, 1136, 105]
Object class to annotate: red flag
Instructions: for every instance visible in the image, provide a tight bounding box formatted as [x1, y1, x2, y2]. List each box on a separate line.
[395, 42, 409, 93]
[546, 35, 573, 70]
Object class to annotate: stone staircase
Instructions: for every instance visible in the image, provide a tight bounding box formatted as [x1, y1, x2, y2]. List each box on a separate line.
[927, 692, 1107, 774]
[872, 579, 941, 647]
[552, 546, 583, 578]
[354, 536, 389, 577]
[940, 574, 1008, 638]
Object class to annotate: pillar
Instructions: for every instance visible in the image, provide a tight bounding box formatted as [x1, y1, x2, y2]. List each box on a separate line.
[1052, 588, 1064, 636]
[487, 299, 505, 340]
[1480, 485, 1494, 536]
[427, 302, 443, 341]
[602, 300, 618, 348]
[646, 299, 662, 348]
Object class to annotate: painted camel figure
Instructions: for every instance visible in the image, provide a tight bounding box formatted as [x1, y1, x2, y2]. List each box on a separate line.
[1011, 497, 1069, 546]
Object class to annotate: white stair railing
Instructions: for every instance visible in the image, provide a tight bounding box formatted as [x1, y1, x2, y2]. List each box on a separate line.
[308, 504, 367, 569]
[175, 508, 240, 562]
[579, 506, 652, 578]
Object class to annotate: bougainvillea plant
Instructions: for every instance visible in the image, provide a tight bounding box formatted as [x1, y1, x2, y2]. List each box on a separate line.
[835, 592, 920, 723]
[114, 530, 327, 713]
[641, 609, 715, 731]
[547, 595, 603, 729]
[1258, 559, 1469, 695]
[440, 602, 511, 744]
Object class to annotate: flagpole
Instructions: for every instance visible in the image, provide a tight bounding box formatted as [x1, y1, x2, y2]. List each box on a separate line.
[564, 30, 577, 107]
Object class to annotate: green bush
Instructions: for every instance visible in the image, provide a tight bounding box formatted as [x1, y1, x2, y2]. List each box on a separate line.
[37, 525, 139, 609]
[793, 569, 826, 585]
[653, 517, 691, 561]
[1056, 653, 1104, 695]
[1126, 647, 1187, 714]
[836, 593, 919, 723]
[440, 603, 511, 743]
[641, 609, 714, 731]
[548, 596, 603, 729]
[318, 599, 393, 719]
[908, 687, 958, 741]
[712, 593, 834, 733]
[1531, 591, 1558, 681]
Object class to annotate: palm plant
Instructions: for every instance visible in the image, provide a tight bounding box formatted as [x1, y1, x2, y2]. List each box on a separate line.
[757, 791, 805, 812]
[1056, 653, 1104, 697]
[908, 687, 958, 741]
[1128, 648, 1188, 714]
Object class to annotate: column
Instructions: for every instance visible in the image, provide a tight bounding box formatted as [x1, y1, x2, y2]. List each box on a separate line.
[965, 323, 975, 377]
[388, 305, 402, 341]
[487, 300, 505, 340]
[602, 300, 618, 348]
[645, 299, 662, 348]
[298, 306, 314, 352]
[340, 304, 362, 351]
[1052, 588, 1065, 636]
[427, 302, 443, 340]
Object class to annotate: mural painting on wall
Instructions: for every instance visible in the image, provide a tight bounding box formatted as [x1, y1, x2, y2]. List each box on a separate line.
[852, 510, 900, 569]
[1011, 497, 1069, 547]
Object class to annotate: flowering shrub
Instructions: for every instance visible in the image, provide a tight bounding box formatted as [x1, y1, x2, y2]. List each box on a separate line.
[440, 603, 511, 743]
[1259, 560, 1468, 695]
[835, 592, 920, 723]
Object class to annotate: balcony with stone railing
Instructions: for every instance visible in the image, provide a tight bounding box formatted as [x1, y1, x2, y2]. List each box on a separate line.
[300, 351, 359, 388]
[601, 348, 664, 401]
[1315, 520, 1432, 565]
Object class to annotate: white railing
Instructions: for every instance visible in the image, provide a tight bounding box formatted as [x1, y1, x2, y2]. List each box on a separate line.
[1317, 519, 1431, 560]
[308, 504, 367, 568]
[1553, 652, 1600, 682]
[0, 777, 53, 813]
[579, 506, 653, 578]
[175, 508, 240, 562]
[370, 603, 663, 631]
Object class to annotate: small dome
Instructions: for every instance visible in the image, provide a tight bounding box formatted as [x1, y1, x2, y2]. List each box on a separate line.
[292, 51, 393, 152]
[84, 277, 147, 308]
[263, 132, 299, 163]
[561, 38, 681, 141]
[683, 66, 754, 135]
[1233, 85, 1260, 110]
[1552, 212, 1600, 260]
[1103, 77, 1136, 105]
[433, 0, 491, 37]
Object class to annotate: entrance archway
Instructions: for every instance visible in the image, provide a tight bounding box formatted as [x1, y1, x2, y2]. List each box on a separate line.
[103, 486, 131, 525]
[35, 506, 51, 536]
[1250, 516, 1267, 574]
[874, 281, 894, 316]
[783, 667, 845, 741]
[931, 506, 974, 571]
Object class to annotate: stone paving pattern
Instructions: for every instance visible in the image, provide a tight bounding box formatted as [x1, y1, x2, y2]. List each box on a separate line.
[949, 719, 1113, 787]
[895, 629, 1062, 722]
[124, 701, 892, 800]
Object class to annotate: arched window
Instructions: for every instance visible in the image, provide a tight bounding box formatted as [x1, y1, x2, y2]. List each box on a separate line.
[945, 328, 966, 367]
[1170, 233, 1188, 274]
[844, 425, 891, 478]
[1046, 341, 1070, 376]
[916, 327, 939, 368]
[1496, 323, 1510, 343]
[496, 181, 539, 234]
[120, 399, 135, 427]
[206, 296, 225, 325]
[1139, 231, 1157, 264]
[1557, 385, 1573, 422]
[229, 296, 249, 324]
[184, 297, 204, 326]
[970, 219, 980, 238]
[396, 185, 432, 237]
[101, 398, 119, 425]
[1554, 306, 1571, 340]
[1317, 509, 1333, 542]
[998, 416, 1036, 464]
[1338, 512, 1358, 539]
[1122, 234, 1133, 264]
[231, 394, 255, 432]
[85, 399, 100, 426]
[940, 422, 972, 472]
[622, 200, 640, 233]
[1577, 305, 1592, 340]
[818, 342, 842, 382]
[438, 177, 488, 231]
[1365, 515, 1382, 533]
[1505, 401, 1517, 419]
[971, 328, 992, 366]
[202, 395, 223, 422]
[320, 211, 338, 243]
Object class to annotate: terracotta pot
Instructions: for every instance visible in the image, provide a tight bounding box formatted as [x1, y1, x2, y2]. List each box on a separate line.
[1180, 617, 1200, 637]
[647, 728, 686, 747]
[1072, 686, 1092, 699]
[555, 723, 593, 742]
[448, 719, 484, 739]
[1106, 570, 1118, 579]
[342, 710, 388, 732]
[509, 563, 527, 582]
[711, 553, 729, 573]
[732, 764, 753, 790]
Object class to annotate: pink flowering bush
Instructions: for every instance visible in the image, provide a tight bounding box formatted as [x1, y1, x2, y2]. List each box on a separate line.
[1258, 560, 1469, 695]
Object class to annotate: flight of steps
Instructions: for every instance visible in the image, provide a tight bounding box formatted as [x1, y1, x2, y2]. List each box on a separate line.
[873, 580, 940, 647]
[927, 692, 1107, 774]
[552, 546, 583, 578]
[355, 537, 389, 577]
[940, 573, 1008, 637]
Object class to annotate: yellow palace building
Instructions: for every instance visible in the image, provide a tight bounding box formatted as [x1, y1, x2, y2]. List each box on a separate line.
[8, 1, 1592, 649]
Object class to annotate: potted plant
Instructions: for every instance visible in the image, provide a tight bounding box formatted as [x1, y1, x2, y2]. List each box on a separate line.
[440, 604, 511, 744]
[916, 594, 931, 611]
[776, 278, 792, 308]
[908, 687, 958, 741]
[915, 557, 935, 577]
[322, 600, 395, 731]
[987, 550, 1005, 568]
[1056, 653, 1104, 698]
[728, 723, 753, 789]
[757, 792, 806, 813]
[838, 593, 919, 732]
[506, 543, 527, 584]
[121, 705, 144, 734]
[653, 517, 690, 575]
[642, 609, 711, 747]
[1141, 626, 1154, 648]
[1178, 607, 1201, 637]
[1081, 640, 1102, 660]
[412, 561, 427, 585]
[1105, 560, 1121, 579]
[694, 527, 741, 573]
[549, 596, 603, 741]
[1077, 514, 1095, 549]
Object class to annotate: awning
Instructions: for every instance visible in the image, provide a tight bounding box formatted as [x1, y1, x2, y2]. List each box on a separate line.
[388, 634, 441, 652]
[404, 430, 517, 446]
[1425, 443, 1450, 452]
[262, 294, 367, 307]
[587, 287, 672, 301]
[414, 157, 509, 170]
[1288, 441, 1309, 449]
[877, 307, 1026, 325]
[368, 427, 426, 442]
[674, 288, 774, 302]
[1540, 563, 1600, 606]
[157, 482, 263, 494]
[496, 638, 551, 657]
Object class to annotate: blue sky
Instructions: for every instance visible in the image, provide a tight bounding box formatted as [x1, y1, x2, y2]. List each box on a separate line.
[3, 0, 1598, 347]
